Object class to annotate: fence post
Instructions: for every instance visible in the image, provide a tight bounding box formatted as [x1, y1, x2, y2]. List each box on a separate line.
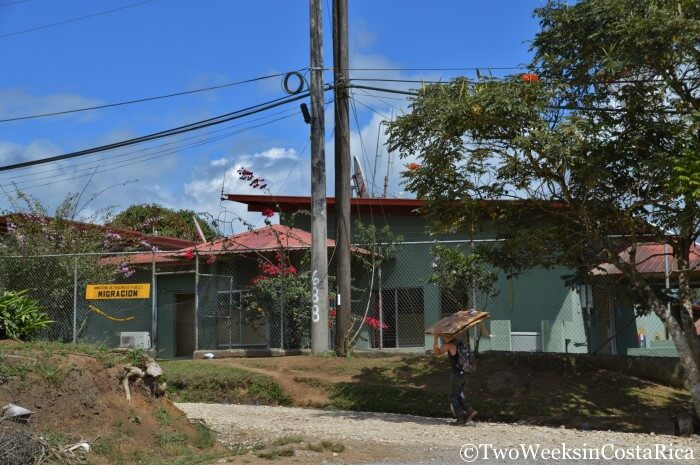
[72, 256, 78, 344]
[195, 253, 200, 352]
[151, 253, 157, 351]
[280, 257, 285, 350]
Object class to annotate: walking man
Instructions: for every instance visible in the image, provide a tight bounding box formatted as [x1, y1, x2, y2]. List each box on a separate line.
[433, 333, 477, 425]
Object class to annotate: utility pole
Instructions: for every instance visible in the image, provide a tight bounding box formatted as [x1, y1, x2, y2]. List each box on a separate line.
[309, 0, 329, 354]
[333, 0, 351, 355]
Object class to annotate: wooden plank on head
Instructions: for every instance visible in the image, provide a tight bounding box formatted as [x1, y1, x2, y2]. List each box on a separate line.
[425, 310, 490, 336]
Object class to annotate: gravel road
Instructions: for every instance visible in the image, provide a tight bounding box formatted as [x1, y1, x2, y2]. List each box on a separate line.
[176, 403, 699, 465]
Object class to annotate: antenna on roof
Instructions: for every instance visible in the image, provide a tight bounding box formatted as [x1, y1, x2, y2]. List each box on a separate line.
[352, 156, 369, 198]
[192, 215, 207, 243]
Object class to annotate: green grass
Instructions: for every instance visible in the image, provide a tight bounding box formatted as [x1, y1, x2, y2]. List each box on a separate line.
[154, 407, 173, 426]
[255, 446, 295, 459]
[0, 356, 30, 382]
[40, 429, 72, 449]
[293, 376, 329, 388]
[327, 382, 449, 417]
[154, 429, 188, 447]
[304, 440, 345, 453]
[162, 361, 293, 405]
[271, 435, 304, 447]
[193, 422, 216, 449]
[36, 362, 65, 386]
[0, 340, 138, 368]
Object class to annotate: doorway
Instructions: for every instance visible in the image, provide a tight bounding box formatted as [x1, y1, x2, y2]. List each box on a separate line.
[175, 293, 195, 357]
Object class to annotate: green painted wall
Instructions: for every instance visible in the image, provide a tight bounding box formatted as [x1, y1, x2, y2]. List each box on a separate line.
[335, 211, 588, 351]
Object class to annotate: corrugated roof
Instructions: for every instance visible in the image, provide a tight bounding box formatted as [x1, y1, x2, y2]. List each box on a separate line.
[593, 242, 700, 275]
[183, 224, 369, 255]
[100, 224, 370, 266]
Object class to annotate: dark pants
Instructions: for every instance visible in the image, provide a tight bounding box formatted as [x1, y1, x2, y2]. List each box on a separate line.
[449, 372, 471, 421]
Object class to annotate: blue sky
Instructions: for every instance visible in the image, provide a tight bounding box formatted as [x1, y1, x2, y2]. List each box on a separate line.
[0, 0, 544, 234]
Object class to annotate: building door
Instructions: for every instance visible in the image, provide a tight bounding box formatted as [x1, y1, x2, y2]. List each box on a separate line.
[175, 293, 195, 357]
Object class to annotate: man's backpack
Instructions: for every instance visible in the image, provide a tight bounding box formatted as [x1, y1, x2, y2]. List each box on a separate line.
[457, 341, 477, 374]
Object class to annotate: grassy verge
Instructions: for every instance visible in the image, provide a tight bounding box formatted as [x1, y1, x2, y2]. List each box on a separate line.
[192, 354, 694, 432]
[162, 361, 293, 405]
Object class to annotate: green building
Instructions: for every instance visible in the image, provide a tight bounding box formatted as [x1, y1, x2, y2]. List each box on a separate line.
[54, 196, 689, 359]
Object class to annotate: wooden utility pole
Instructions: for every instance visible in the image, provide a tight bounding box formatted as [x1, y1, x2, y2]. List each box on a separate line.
[333, 0, 351, 354]
[309, 0, 329, 354]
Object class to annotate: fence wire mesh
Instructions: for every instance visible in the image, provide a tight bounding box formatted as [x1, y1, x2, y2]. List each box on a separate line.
[0, 243, 677, 358]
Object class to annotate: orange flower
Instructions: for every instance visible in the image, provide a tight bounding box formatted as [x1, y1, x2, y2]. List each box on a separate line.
[521, 73, 539, 83]
[407, 162, 421, 171]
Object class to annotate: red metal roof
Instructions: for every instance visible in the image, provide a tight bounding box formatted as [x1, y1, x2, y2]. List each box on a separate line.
[100, 224, 370, 266]
[223, 194, 423, 215]
[223, 194, 567, 217]
[185, 224, 336, 253]
[593, 242, 700, 276]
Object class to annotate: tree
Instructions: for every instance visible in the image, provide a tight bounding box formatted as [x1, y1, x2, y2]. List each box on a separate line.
[427, 244, 498, 312]
[110, 204, 218, 241]
[0, 190, 142, 341]
[388, 0, 700, 418]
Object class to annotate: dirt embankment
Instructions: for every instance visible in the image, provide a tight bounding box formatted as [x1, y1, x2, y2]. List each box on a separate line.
[0, 342, 221, 465]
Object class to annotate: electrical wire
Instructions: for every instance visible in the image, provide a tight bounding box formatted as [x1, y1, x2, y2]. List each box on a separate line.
[350, 76, 700, 85]
[0, 104, 305, 183]
[9, 112, 299, 191]
[2, 112, 301, 189]
[347, 84, 684, 114]
[351, 90, 407, 115]
[335, 66, 528, 71]
[0, 87, 329, 173]
[0, 70, 304, 123]
[0, 0, 156, 38]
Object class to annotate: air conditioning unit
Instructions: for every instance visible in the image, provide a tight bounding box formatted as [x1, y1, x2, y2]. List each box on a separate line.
[119, 332, 151, 349]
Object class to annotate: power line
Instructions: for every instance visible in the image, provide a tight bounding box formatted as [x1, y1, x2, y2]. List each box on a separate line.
[0, 0, 156, 38]
[1, 112, 301, 188]
[9, 112, 299, 191]
[0, 70, 303, 123]
[334, 66, 528, 71]
[347, 84, 683, 114]
[350, 76, 700, 85]
[0, 104, 304, 182]
[0, 88, 328, 173]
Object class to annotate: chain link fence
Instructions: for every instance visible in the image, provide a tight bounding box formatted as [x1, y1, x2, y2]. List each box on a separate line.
[0, 243, 678, 358]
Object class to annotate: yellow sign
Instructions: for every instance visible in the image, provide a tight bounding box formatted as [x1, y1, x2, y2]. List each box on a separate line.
[85, 283, 150, 300]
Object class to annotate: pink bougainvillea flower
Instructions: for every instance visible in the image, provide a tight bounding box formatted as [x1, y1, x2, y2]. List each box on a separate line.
[364, 316, 389, 330]
[262, 208, 275, 218]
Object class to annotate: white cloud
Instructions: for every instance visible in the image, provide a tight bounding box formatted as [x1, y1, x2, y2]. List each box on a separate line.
[0, 89, 103, 122]
[181, 146, 309, 234]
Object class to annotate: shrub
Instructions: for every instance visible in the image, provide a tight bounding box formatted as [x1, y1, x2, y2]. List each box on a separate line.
[0, 290, 53, 340]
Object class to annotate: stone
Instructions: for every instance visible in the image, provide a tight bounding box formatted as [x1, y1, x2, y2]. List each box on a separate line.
[486, 371, 527, 395]
[676, 415, 694, 437]
[649, 416, 676, 436]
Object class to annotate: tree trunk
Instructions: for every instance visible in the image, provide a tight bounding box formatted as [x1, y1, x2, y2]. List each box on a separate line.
[627, 260, 700, 420]
[664, 308, 700, 419]
[675, 241, 700, 363]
